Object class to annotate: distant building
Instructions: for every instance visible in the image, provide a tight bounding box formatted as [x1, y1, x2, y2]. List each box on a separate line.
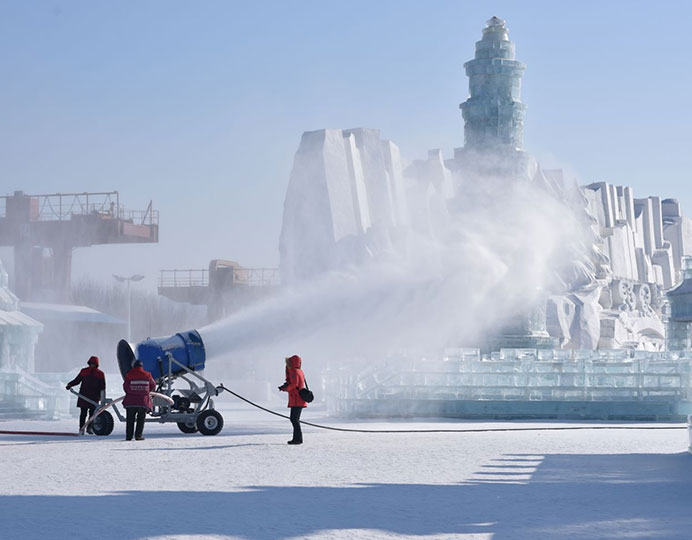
[20, 302, 125, 372]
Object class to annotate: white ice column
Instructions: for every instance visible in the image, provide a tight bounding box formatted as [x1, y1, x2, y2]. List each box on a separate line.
[653, 246, 675, 288]
[583, 188, 607, 229]
[590, 182, 614, 228]
[381, 140, 409, 227]
[607, 224, 638, 281]
[403, 149, 454, 238]
[609, 184, 621, 224]
[618, 186, 635, 228]
[343, 133, 371, 234]
[343, 128, 396, 229]
[279, 129, 360, 282]
[635, 198, 657, 257]
[650, 196, 665, 250]
[424, 149, 455, 199]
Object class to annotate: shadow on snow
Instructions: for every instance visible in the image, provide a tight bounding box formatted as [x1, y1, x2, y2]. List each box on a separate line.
[4, 452, 692, 539]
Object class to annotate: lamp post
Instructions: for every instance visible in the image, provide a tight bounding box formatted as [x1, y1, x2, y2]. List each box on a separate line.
[113, 274, 145, 342]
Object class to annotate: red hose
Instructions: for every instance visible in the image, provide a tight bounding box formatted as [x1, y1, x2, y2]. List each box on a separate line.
[0, 430, 78, 437]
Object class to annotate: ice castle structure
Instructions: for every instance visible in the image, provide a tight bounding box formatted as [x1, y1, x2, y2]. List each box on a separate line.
[0, 257, 60, 417]
[0, 258, 42, 372]
[279, 16, 692, 352]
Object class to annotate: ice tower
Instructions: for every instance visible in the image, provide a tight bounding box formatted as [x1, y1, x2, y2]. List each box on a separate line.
[449, 16, 535, 183]
[460, 16, 527, 151]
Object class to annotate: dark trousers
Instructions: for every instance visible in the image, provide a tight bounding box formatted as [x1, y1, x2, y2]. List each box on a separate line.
[125, 407, 147, 440]
[79, 405, 96, 431]
[290, 406, 303, 442]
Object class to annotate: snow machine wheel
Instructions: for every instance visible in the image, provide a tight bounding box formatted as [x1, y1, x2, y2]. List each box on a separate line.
[91, 411, 114, 436]
[196, 409, 223, 436]
[177, 419, 198, 434]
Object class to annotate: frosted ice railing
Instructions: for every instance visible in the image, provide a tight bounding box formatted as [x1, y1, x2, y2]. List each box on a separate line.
[326, 348, 692, 413]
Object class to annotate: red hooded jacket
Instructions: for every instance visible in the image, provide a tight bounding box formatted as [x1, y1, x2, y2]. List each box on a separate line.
[67, 358, 106, 409]
[122, 366, 156, 410]
[280, 355, 307, 408]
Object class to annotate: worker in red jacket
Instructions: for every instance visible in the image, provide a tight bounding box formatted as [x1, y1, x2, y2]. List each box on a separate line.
[278, 354, 307, 445]
[66, 356, 106, 433]
[122, 359, 156, 441]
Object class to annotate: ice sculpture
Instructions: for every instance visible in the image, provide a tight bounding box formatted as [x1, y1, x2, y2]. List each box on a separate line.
[0, 258, 42, 372]
[327, 347, 692, 420]
[459, 16, 527, 152]
[278, 16, 692, 351]
[279, 128, 407, 283]
[0, 257, 62, 418]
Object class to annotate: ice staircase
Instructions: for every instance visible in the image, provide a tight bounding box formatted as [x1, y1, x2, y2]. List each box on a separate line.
[0, 399, 36, 420]
[0, 367, 66, 420]
[328, 349, 692, 420]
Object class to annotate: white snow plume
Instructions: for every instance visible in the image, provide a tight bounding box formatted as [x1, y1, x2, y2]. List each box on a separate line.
[200, 179, 584, 366]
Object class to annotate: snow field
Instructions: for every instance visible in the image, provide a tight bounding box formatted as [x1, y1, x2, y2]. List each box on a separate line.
[1, 401, 691, 540]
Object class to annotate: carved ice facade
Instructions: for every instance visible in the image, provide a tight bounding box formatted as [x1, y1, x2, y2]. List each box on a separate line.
[278, 16, 692, 351]
[0, 258, 66, 418]
[279, 128, 409, 283]
[0, 258, 42, 372]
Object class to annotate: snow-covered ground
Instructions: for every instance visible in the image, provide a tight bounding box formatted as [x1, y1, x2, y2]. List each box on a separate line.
[1, 398, 691, 540]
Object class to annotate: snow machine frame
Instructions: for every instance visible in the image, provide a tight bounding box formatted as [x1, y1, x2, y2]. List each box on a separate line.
[145, 351, 225, 435]
[71, 353, 225, 436]
[68, 388, 116, 436]
[114, 333, 225, 436]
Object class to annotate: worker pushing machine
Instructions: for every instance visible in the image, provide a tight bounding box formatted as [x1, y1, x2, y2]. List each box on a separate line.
[65, 356, 106, 433]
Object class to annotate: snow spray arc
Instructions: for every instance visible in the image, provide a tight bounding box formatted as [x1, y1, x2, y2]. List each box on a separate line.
[199, 180, 588, 371]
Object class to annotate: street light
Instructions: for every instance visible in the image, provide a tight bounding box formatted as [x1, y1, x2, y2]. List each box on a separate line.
[113, 274, 145, 342]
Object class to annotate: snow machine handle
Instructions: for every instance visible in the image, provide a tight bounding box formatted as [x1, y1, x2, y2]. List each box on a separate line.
[67, 388, 101, 408]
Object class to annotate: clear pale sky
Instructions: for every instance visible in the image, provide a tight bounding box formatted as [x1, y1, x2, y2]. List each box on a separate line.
[1, 1, 690, 290]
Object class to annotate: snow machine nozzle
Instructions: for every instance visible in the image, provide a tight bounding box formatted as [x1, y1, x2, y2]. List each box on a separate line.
[117, 329, 206, 382]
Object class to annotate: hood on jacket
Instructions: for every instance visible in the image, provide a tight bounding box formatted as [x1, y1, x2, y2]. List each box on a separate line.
[87, 356, 99, 367]
[126, 365, 151, 379]
[286, 355, 302, 369]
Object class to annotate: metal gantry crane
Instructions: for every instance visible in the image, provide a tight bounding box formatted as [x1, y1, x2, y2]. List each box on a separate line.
[0, 191, 159, 302]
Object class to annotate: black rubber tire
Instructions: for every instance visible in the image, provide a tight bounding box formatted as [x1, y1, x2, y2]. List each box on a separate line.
[177, 420, 198, 434]
[196, 409, 224, 436]
[91, 411, 114, 436]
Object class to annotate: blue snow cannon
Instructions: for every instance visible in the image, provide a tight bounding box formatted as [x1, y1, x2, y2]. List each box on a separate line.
[116, 329, 224, 436]
[117, 329, 206, 381]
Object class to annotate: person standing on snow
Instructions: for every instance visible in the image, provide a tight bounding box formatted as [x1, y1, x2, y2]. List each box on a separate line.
[65, 356, 106, 433]
[278, 354, 307, 445]
[122, 359, 156, 441]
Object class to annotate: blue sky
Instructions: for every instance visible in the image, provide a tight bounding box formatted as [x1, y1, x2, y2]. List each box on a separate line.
[1, 1, 690, 288]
